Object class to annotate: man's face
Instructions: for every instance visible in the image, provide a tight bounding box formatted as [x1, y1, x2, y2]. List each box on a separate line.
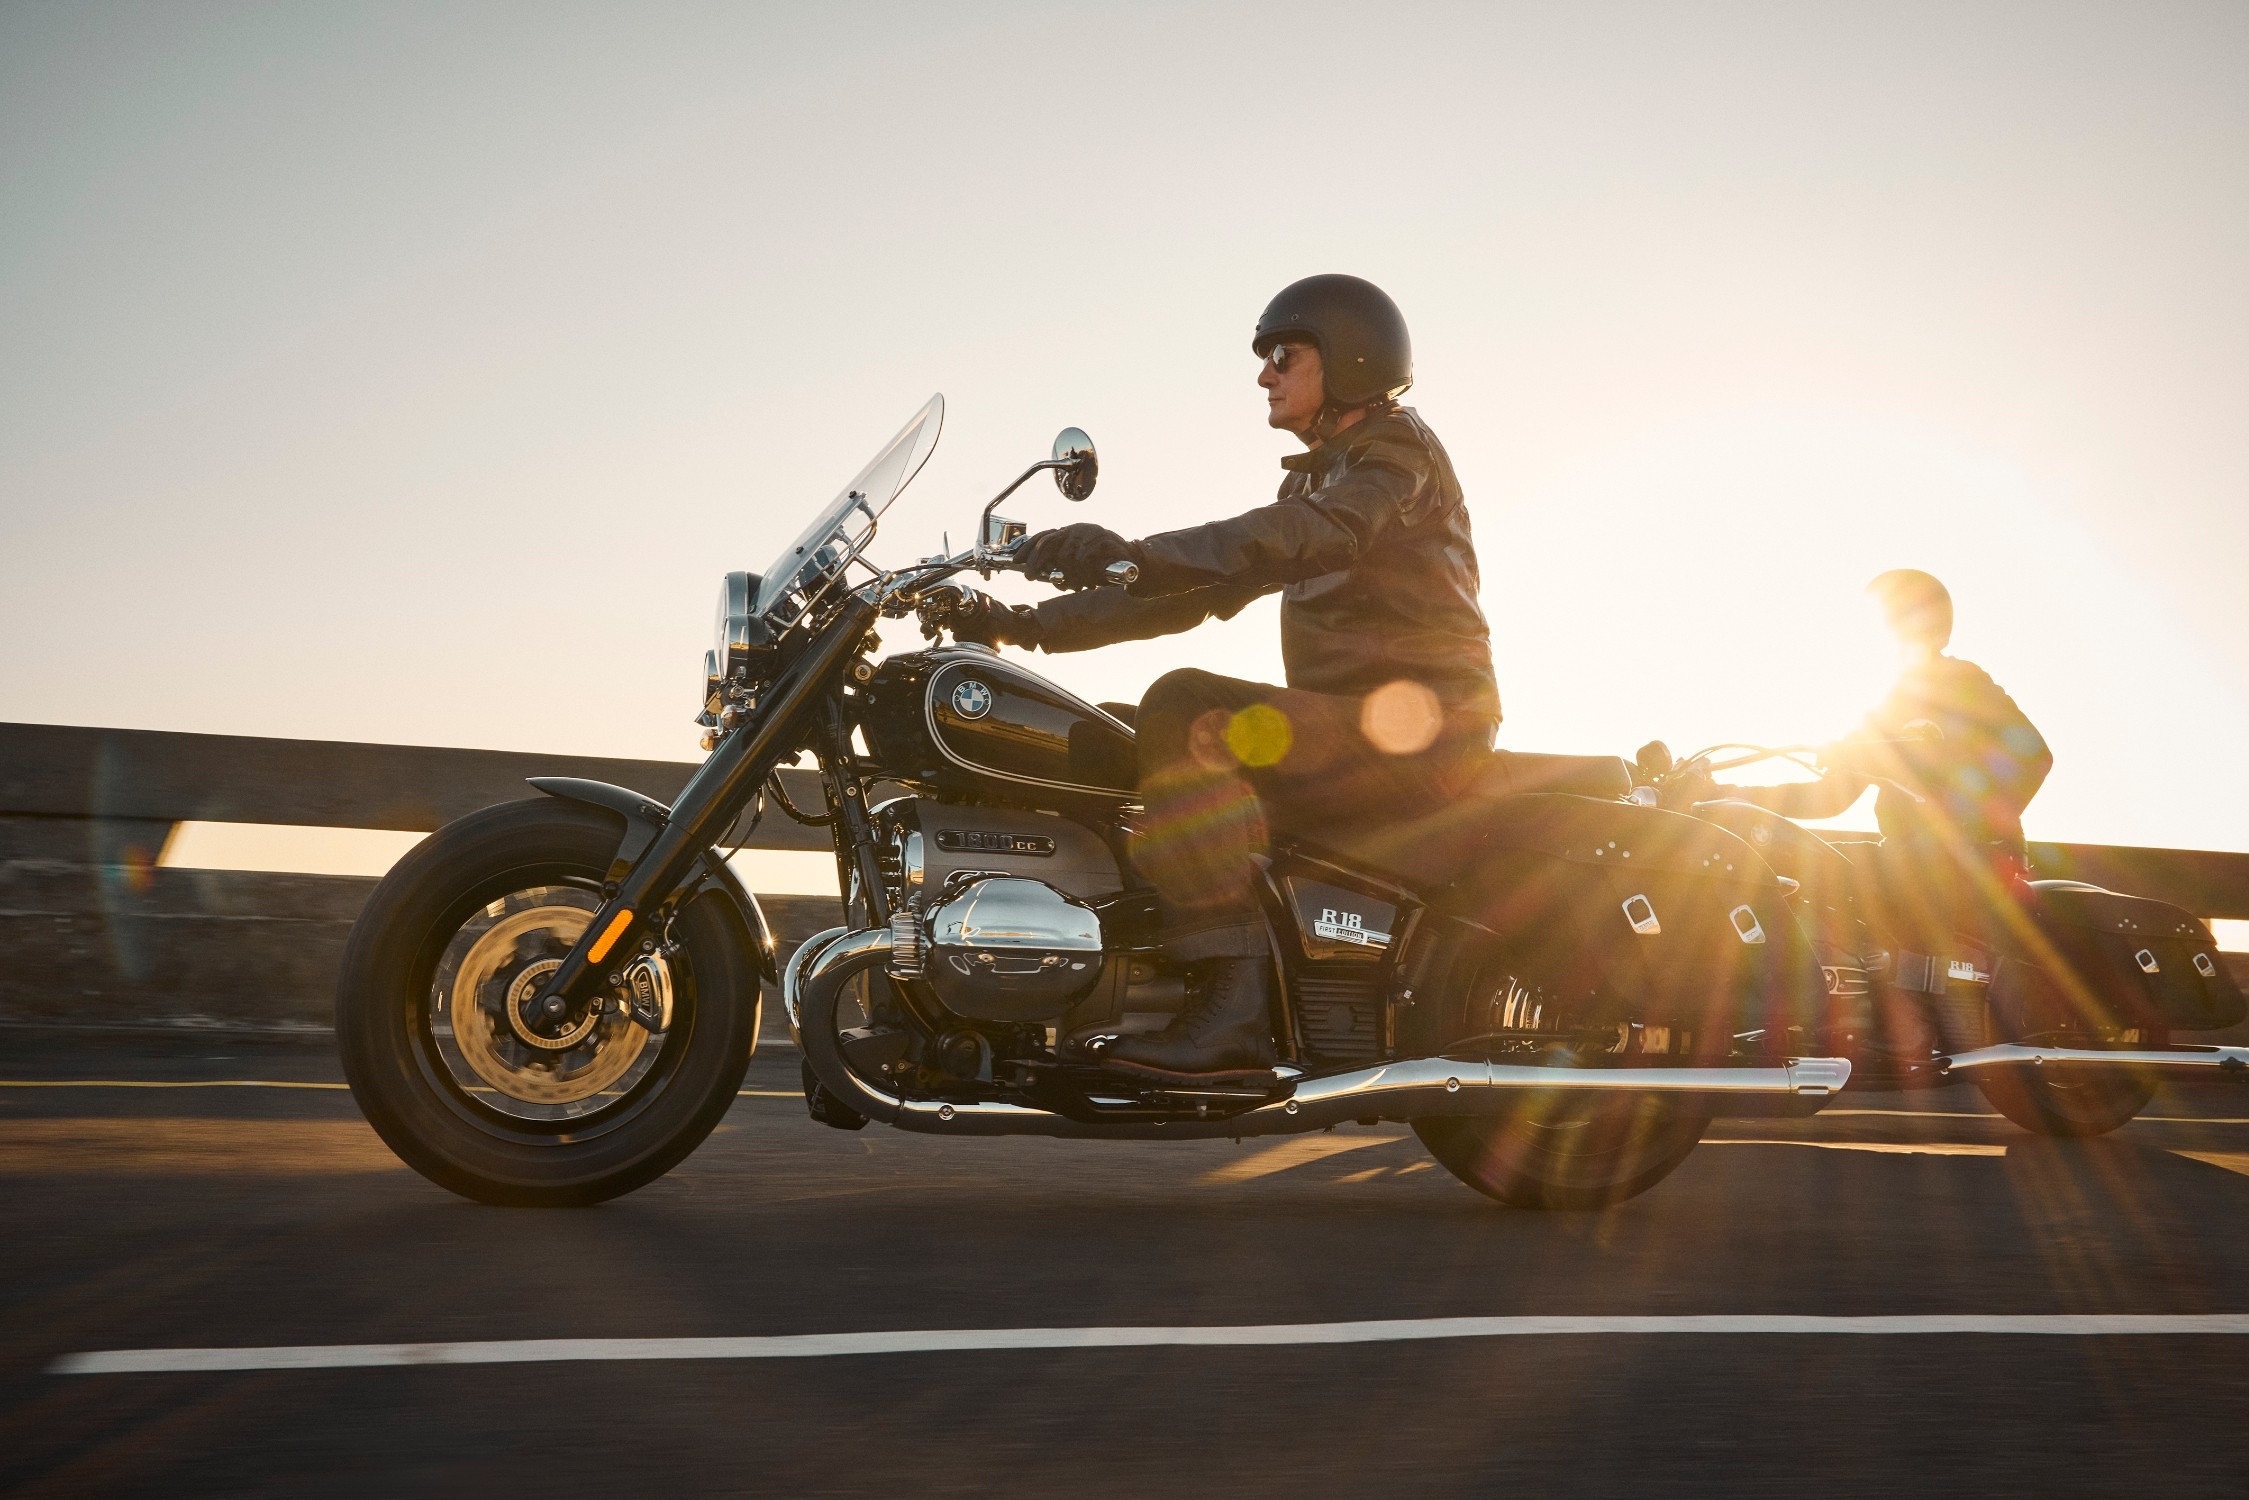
[1258, 339, 1325, 436]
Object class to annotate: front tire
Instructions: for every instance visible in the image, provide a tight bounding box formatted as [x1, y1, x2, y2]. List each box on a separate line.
[337, 799, 760, 1206]
[1414, 1094, 1708, 1210]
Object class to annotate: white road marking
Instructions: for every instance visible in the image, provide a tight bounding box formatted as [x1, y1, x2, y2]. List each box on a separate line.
[1822, 1107, 2249, 1126]
[0, 1079, 349, 1090]
[1818, 1108, 2002, 1120]
[1198, 1134, 1403, 1184]
[1706, 1139, 2008, 1157]
[53, 1314, 2249, 1375]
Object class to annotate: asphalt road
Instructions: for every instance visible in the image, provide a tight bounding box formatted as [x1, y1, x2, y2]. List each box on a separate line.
[3, 1029, 2248, 1499]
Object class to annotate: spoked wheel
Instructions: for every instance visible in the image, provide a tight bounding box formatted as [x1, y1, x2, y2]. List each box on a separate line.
[1413, 1093, 1709, 1210]
[337, 799, 761, 1206]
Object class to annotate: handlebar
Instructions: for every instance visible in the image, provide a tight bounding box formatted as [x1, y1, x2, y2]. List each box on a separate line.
[1652, 738, 1929, 808]
[968, 544, 1136, 589]
[880, 546, 1138, 617]
[1024, 557, 1139, 588]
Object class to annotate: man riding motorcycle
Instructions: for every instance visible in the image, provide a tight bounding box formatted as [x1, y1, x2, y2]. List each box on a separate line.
[1730, 568, 2052, 968]
[955, 274, 1498, 1079]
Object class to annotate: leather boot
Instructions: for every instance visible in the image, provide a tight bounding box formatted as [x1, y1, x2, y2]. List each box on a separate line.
[1095, 957, 1279, 1079]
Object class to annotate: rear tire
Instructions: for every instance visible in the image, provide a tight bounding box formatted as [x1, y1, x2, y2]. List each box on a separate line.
[1976, 963, 2162, 1137]
[1975, 1065, 2156, 1137]
[1413, 1094, 1709, 1210]
[337, 799, 760, 1206]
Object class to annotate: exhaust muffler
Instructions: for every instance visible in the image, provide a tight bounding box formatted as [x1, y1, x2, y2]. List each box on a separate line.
[790, 926, 1852, 1140]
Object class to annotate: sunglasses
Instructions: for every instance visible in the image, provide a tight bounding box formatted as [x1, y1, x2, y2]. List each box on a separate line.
[1261, 341, 1312, 373]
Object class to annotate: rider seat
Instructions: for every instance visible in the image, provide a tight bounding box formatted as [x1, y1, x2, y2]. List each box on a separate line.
[1475, 749, 1633, 802]
[1305, 748, 1635, 889]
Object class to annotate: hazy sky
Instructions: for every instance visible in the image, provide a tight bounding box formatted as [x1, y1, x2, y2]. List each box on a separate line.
[4, 1, 2246, 852]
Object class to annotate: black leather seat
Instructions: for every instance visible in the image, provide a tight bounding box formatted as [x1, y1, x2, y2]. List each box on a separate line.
[1302, 748, 1634, 887]
[1473, 749, 1634, 801]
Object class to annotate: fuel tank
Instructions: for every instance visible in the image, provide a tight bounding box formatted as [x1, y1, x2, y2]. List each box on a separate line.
[1690, 799, 1862, 916]
[858, 646, 1137, 802]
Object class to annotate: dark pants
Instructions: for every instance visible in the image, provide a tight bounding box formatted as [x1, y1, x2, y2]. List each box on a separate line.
[1132, 669, 1490, 959]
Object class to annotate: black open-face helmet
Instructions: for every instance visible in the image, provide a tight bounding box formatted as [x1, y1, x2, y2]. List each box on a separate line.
[1868, 568, 1954, 650]
[1252, 274, 1413, 406]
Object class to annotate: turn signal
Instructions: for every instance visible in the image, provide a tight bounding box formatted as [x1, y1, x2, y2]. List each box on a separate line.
[588, 909, 635, 964]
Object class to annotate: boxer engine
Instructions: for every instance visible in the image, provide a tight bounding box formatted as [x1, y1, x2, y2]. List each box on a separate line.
[873, 797, 1169, 1027]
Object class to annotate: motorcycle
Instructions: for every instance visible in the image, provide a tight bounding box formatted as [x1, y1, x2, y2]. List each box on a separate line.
[338, 395, 1856, 1209]
[1631, 740, 2248, 1134]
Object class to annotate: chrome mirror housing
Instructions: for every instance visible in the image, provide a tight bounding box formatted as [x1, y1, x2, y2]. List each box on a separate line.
[1051, 428, 1097, 501]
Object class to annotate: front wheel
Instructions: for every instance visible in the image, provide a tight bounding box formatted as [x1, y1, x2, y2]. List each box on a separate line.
[337, 799, 762, 1206]
[1413, 1094, 1709, 1210]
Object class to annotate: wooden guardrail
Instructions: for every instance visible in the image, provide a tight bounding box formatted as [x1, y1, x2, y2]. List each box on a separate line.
[0, 723, 840, 1033]
[2, 721, 2244, 1035]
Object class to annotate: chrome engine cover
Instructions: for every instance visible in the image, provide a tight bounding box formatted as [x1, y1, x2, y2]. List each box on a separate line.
[874, 796, 1124, 904]
[899, 876, 1104, 1022]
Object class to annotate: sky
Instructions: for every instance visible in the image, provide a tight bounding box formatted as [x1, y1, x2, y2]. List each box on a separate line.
[5, 1, 2248, 867]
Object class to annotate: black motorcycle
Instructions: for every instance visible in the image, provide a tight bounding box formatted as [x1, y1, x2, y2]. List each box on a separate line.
[1633, 740, 2247, 1134]
[338, 397, 1855, 1209]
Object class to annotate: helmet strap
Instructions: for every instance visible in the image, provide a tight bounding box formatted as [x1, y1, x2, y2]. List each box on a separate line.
[1310, 395, 1388, 444]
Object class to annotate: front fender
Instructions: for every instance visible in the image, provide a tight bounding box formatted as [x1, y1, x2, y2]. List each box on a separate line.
[528, 776, 779, 983]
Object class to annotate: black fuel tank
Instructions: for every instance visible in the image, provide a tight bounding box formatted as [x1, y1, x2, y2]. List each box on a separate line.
[859, 647, 1136, 801]
[1690, 799, 1861, 908]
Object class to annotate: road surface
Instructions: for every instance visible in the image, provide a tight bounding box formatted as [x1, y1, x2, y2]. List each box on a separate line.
[2, 1029, 2246, 1498]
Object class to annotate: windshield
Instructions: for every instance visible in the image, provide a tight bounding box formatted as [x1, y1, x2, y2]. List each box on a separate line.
[753, 394, 945, 618]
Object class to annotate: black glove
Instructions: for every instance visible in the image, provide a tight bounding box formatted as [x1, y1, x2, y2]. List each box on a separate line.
[918, 585, 1042, 647]
[1018, 523, 1135, 590]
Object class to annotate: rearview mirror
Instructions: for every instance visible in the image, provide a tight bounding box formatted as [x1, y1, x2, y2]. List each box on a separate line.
[1051, 428, 1097, 501]
[1634, 740, 1674, 777]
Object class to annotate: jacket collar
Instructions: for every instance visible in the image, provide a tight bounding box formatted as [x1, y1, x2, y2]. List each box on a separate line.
[1279, 402, 1403, 473]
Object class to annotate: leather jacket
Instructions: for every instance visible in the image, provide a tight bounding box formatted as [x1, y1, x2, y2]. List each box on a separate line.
[1852, 655, 2051, 853]
[1030, 404, 1500, 727]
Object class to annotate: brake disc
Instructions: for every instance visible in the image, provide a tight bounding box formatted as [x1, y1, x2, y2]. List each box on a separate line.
[445, 900, 654, 1105]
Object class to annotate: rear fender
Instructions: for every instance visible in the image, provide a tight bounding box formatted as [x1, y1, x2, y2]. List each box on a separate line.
[528, 776, 779, 983]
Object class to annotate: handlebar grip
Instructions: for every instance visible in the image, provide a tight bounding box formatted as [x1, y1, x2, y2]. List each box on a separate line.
[1027, 559, 1140, 588]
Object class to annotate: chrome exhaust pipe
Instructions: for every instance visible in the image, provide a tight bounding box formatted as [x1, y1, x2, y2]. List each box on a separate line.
[1941, 1042, 2249, 1081]
[780, 924, 851, 1045]
[794, 926, 1855, 1140]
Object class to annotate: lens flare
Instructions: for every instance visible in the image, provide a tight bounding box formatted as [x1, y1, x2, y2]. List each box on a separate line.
[1224, 704, 1293, 768]
[1135, 763, 1268, 913]
[1360, 680, 1441, 756]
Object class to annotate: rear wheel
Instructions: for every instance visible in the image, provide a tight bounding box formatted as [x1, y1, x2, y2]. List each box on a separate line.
[1975, 1057, 2158, 1137]
[1976, 963, 2162, 1137]
[337, 799, 761, 1205]
[1413, 1094, 1709, 1210]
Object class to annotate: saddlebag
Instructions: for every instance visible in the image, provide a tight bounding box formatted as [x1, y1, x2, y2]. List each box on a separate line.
[1439, 794, 1826, 1043]
[2004, 880, 2245, 1033]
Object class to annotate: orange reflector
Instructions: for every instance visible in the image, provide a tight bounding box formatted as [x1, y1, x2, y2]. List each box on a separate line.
[587, 909, 635, 965]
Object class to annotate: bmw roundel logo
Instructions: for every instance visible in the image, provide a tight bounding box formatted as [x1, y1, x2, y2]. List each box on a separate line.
[951, 679, 994, 720]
